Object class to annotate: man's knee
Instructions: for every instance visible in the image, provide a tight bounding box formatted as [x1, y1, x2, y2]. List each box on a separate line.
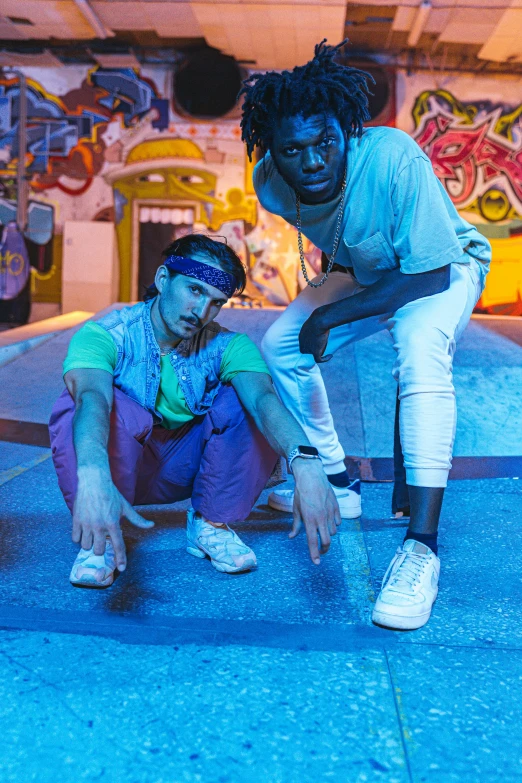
[394, 326, 453, 386]
[50, 386, 152, 457]
[111, 388, 153, 441]
[261, 320, 284, 366]
[208, 384, 246, 429]
[261, 316, 310, 372]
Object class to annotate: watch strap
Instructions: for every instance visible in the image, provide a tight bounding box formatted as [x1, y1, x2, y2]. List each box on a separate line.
[287, 445, 320, 474]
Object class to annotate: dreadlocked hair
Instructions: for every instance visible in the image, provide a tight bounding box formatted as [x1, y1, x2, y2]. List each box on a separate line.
[240, 39, 374, 160]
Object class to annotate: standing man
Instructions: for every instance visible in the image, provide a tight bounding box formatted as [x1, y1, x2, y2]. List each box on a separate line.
[240, 40, 490, 630]
[49, 234, 340, 588]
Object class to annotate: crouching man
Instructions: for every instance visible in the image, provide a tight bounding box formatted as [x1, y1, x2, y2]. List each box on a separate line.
[49, 234, 339, 588]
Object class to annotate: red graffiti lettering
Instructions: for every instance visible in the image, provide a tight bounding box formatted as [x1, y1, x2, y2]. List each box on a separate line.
[414, 102, 522, 211]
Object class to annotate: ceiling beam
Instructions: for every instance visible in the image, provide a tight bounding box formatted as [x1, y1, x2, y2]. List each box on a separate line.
[407, 0, 432, 47]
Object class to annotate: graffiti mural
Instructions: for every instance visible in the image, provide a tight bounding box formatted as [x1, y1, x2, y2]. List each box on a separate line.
[0, 69, 165, 190]
[410, 88, 522, 313]
[0, 65, 312, 309]
[412, 90, 522, 222]
[3, 65, 522, 316]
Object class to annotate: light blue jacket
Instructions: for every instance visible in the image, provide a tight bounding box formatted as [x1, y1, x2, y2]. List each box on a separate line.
[97, 300, 236, 423]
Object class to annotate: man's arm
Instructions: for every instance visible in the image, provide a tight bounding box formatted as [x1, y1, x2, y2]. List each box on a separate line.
[231, 371, 341, 564]
[64, 369, 152, 570]
[299, 265, 450, 362]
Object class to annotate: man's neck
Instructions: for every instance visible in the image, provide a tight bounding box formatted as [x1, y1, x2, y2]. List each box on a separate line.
[150, 298, 181, 353]
[300, 186, 343, 207]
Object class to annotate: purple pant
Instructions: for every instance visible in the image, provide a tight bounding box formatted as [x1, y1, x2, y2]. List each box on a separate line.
[49, 385, 278, 524]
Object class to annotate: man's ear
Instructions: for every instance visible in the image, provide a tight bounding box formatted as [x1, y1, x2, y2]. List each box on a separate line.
[155, 265, 169, 294]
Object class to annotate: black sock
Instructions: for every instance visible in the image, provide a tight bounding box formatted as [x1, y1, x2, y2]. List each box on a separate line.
[404, 531, 438, 555]
[327, 469, 351, 488]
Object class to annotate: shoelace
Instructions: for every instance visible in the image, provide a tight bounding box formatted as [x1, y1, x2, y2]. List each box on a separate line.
[197, 523, 246, 552]
[78, 541, 115, 566]
[389, 551, 430, 592]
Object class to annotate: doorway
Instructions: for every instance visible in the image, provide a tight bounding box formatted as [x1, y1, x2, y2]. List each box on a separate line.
[138, 206, 195, 299]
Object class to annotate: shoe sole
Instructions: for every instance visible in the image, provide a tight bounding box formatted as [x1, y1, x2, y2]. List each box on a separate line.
[70, 574, 114, 589]
[268, 496, 362, 519]
[186, 545, 257, 574]
[371, 608, 433, 631]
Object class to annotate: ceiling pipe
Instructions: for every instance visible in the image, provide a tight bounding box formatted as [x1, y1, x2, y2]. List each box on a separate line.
[72, 0, 114, 39]
[407, 0, 431, 48]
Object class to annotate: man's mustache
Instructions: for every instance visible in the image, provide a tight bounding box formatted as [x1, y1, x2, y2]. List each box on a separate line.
[181, 315, 202, 328]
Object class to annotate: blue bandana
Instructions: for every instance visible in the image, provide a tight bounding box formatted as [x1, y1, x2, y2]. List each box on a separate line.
[164, 254, 237, 298]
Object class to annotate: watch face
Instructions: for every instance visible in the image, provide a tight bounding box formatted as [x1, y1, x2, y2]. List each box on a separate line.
[299, 446, 319, 456]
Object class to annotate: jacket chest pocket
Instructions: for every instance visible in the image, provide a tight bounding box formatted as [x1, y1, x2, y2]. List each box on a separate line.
[345, 231, 397, 272]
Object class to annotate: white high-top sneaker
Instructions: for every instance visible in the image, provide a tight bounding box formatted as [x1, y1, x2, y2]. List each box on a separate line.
[372, 539, 440, 630]
[186, 509, 257, 573]
[69, 539, 116, 588]
[268, 479, 361, 519]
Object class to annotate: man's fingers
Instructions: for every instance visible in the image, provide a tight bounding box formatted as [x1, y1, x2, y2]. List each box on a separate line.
[80, 529, 93, 551]
[71, 517, 82, 544]
[123, 501, 154, 529]
[318, 523, 331, 555]
[327, 497, 340, 535]
[108, 524, 127, 571]
[289, 513, 302, 539]
[304, 523, 321, 565]
[317, 354, 333, 364]
[334, 501, 342, 527]
[92, 530, 106, 557]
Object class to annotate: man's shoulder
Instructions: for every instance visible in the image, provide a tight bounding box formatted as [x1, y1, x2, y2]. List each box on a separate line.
[96, 301, 147, 331]
[252, 152, 275, 188]
[356, 126, 428, 167]
[191, 320, 236, 349]
[202, 320, 232, 336]
[252, 153, 293, 214]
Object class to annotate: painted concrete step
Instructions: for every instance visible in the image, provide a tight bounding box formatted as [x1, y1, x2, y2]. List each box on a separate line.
[0, 311, 93, 367]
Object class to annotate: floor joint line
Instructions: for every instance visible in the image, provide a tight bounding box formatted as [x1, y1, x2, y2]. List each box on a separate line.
[384, 648, 414, 783]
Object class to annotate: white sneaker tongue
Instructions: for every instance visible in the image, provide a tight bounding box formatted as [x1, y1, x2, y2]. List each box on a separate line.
[403, 539, 430, 555]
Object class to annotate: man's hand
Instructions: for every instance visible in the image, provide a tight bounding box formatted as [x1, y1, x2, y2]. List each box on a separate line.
[289, 459, 341, 564]
[72, 466, 154, 572]
[299, 309, 331, 363]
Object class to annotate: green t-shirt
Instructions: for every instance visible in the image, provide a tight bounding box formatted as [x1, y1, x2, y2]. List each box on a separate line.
[63, 321, 270, 429]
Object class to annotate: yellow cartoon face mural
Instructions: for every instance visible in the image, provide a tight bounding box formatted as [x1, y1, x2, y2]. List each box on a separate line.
[105, 138, 259, 299]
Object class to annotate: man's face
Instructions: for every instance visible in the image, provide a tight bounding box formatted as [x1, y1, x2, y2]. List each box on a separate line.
[271, 114, 347, 205]
[155, 252, 229, 342]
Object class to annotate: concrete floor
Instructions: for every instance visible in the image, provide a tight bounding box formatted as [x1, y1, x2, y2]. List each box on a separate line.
[1, 310, 522, 782]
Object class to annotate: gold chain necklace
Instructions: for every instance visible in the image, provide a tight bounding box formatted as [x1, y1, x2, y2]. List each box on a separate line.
[295, 170, 347, 288]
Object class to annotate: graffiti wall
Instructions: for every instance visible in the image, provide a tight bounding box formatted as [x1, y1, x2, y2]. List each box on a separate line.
[3, 65, 521, 314]
[397, 71, 522, 314]
[0, 64, 319, 310]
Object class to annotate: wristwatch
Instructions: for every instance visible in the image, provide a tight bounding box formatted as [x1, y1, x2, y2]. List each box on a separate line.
[287, 445, 320, 474]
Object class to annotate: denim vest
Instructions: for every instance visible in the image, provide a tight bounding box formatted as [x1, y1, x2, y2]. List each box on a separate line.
[97, 300, 237, 423]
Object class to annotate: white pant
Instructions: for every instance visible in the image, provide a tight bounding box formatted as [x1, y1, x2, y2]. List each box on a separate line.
[262, 261, 483, 488]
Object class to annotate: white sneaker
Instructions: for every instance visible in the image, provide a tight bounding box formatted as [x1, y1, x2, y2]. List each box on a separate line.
[69, 539, 116, 589]
[268, 479, 362, 519]
[186, 508, 257, 574]
[372, 539, 440, 630]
